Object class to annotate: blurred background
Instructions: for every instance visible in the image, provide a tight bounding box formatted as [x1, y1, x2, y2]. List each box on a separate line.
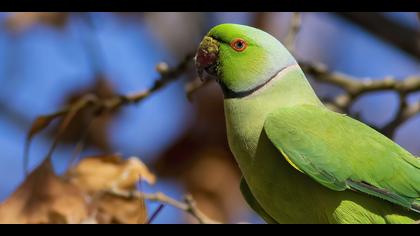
[0, 12, 419, 224]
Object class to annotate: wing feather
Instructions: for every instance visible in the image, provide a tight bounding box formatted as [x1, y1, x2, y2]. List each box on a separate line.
[264, 105, 420, 212]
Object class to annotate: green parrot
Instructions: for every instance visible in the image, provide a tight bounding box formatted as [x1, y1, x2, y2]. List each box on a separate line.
[194, 23, 420, 224]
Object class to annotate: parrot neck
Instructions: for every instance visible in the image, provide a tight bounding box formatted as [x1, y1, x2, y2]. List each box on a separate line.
[223, 64, 322, 172]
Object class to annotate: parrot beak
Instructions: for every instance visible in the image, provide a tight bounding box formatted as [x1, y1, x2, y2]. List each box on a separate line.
[195, 36, 219, 81]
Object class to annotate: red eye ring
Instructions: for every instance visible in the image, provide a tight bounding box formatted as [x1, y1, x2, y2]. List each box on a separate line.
[230, 38, 247, 52]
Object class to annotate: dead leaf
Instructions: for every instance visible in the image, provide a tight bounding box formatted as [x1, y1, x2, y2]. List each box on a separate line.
[93, 193, 147, 224]
[24, 112, 66, 175]
[6, 12, 69, 32]
[1, 151, 153, 224]
[53, 77, 117, 152]
[24, 93, 98, 175]
[66, 154, 154, 224]
[67, 154, 156, 194]
[0, 160, 88, 224]
[27, 113, 64, 141]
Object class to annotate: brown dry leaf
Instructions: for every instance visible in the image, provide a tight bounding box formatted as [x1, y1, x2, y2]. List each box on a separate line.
[53, 77, 117, 152]
[67, 154, 156, 193]
[6, 12, 69, 32]
[0, 152, 153, 223]
[24, 112, 65, 174]
[92, 193, 147, 224]
[66, 154, 155, 224]
[27, 112, 64, 141]
[0, 160, 88, 224]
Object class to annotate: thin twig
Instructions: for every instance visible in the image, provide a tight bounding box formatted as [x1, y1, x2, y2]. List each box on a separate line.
[24, 54, 195, 175]
[68, 113, 96, 168]
[285, 12, 302, 54]
[184, 77, 212, 102]
[143, 192, 220, 224]
[382, 101, 420, 136]
[302, 63, 420, 97]
[106, 189, 221, 224]
[94, 53, 194, 110]
[45, 95, 98, 161]
[146, 204, 165, 224]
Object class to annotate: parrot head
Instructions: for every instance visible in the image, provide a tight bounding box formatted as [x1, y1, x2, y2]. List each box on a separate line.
[195, 23, 296, 97]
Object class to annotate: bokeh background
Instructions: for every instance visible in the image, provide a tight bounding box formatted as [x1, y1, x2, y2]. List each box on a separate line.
[0, 12, 419, 224]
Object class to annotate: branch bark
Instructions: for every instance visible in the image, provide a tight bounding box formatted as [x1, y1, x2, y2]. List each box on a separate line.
[285, 12, 302, 54]
[24, 54, 195, 174]
[301, 61, 420, 137]
[106, 189, 221, 224]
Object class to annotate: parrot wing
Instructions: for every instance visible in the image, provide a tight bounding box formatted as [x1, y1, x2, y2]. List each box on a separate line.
[263, 104, 420, 213]
[240, 177, 278, 224]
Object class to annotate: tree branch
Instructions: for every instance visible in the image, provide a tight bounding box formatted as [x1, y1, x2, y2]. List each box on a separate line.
[285, 12, 302, 54]
[25, 54, 195, 171]
[184, 77, 212, 101]
[301, 61, 420, 137]
[146, 204, 165, 224]
[107, 189, 221, 224]
[301, 62, 420, 96]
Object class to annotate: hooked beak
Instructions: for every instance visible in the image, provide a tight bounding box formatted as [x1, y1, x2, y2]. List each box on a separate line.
[194, 36, 219, 81]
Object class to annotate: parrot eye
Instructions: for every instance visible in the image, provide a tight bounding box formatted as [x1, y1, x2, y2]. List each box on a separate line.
[230, 38, 247, 52]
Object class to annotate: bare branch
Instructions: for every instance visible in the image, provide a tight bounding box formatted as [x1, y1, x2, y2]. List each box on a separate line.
[24, 53, 195, 172]
[106, 189, 221, 224]
[106, 53, 194, 108]
[302, 62, 420, 97]
[68, 114, 96, 168]
[184, 77, 212, 101]
[143, 192, 220, 224]
[382, 101, 420, 137]
[285, 12, 302, 54]
[146, 204, 165, 224]
[301, 61, 420, 137]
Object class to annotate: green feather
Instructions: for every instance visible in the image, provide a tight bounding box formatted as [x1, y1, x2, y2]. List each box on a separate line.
[264, 105, 420, 212]
[240, 177, 278, 224]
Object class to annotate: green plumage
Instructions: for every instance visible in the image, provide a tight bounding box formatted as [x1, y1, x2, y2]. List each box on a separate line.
[195, 23, 420, 224]
[240, 178, 278, 224]
[264, 105, 420, 212]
